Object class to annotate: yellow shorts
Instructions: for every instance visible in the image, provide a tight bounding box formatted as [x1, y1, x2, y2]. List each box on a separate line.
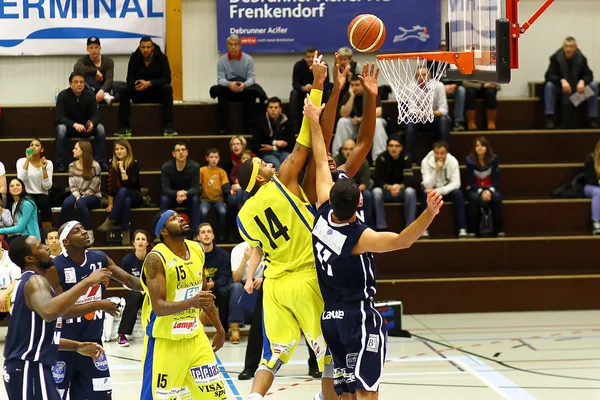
[262, 269, 330, 371]
[141, 332, 227, 399]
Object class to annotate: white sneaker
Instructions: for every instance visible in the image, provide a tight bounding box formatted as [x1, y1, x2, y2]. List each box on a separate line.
[420, 230, 430, 239]
[86, 230, 95, 246]
[313, 392, 323, 400]
[103, 92, 115, 105]
[458, 229, 468, 238]
[593, 221, 600, 235]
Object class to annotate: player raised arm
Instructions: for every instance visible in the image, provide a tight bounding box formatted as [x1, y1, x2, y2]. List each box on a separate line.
[353, 190, 444, 254]
[107, 256, 143, 291]
[304, 96, 332, 209]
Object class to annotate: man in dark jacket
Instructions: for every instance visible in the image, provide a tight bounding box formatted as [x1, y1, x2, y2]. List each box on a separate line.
[55, 72, 108, 172]
[544, 36, 598, 128]
[252, 97, 295, 171]
[73, 36, 120, 104]
[117, 37, 177, 136]
[372, 135, 416, 230]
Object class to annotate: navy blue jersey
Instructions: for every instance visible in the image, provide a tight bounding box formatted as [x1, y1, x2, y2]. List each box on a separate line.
[312, 201, 376, 306]
[333, 170, 366, 224]
[53, 250, 108, 341]
[4, 271, 62, 367]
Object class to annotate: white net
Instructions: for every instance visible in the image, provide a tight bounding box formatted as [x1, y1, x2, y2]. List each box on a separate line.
[376, 57, 449, 124]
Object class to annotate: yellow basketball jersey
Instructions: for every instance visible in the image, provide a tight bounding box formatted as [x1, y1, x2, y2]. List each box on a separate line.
[141, 239, 205, 340]
[237, 176, 316, 279]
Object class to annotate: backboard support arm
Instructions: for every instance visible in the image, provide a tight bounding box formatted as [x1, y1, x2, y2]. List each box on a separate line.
[507, 0, 555, 69]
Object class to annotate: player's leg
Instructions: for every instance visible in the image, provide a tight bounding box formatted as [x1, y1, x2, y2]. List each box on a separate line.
[140, 336, 189, 400]
[183, 333, 227, 399]
[68, 348, 111, 400]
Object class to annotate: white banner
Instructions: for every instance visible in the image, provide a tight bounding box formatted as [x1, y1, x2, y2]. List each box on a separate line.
[0, 0, 165, 55]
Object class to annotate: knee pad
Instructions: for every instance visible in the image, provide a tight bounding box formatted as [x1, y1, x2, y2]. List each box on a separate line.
[322, 359, 334, 379]
[257, 361, 282, 376]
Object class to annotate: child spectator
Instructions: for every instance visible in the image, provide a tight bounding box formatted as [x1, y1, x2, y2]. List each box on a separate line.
[0, 245, 21, 318]
[98, 139, 142, 245]
[60, 141, 102, 244]
[584, 139, 600, 235]
[116, 230, 150, 347]
[200, 149, 230, 242]
[16, 139, 53, 230]
[465, 137, 505, 237]
[0, 178, 41, 242]
[45, 227, 62, 258]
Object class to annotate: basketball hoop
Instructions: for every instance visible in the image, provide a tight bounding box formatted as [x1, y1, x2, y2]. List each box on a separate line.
[376, 51, 475, 124]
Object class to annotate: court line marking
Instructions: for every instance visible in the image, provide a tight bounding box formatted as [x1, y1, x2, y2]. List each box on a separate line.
[216, 354, 244, 400]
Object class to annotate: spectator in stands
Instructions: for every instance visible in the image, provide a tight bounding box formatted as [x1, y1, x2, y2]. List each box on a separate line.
[0, 161, 6, 206]
[160, 141, 201, 234]
[45, 227, 62, 258]
[544, 36, 598, 128]
[421, 141, 467, 238]
[60, 141, 102, 244]
[117, 37, 177, 136]
[337, 47, 362, 101]
[334, 139, 374, 227]
[0, 178, 41, 242]
[215, 34, 267, 135]
[116, 229, 149, 347]
[405, 67, 450, 161]
[229, 150, 252, 210]
[584, 139, 600, 235]
[73, 36, 116, 104]
[333, 75, 387, 163]
[55, 72, 108, 173]
[223, 135, 249, 178]
[16, 139, 53, 230]
[373, 136, 416, 230]
[465, 137, 504, 237]
[253, 97, 295, 171]
[195, 223, 243, 344]
[97, 139, 142, 246]
[0, 244, 21, 317]
[200, 148, 230, 242]
[464, 81, 500, 130]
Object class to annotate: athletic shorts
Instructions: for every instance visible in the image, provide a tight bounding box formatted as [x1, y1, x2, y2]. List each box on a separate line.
[141, 331, 227, 400]
[321, 301, 387, 395]
[261, 269, 331, 372]
[4, 359, 61, 400]
[54, 339, 111, 400]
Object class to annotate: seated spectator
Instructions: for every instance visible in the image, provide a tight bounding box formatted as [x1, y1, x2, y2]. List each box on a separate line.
[253, 97, 295, 171]
[404, 67, 450, 161]
[584, 139, 600, 235]
[16, 139, 53, 230]
[223, 135, 249, 178]
[420, 141, 467, 238]
[117, 37, 177, 136]
[200, 149, 230, 242]
[60, 141, 102, 244]
[45, 227, 62, 258]
[334, 139, 374, 227]
[116, 229, 150, 347]
[97, 139, 142, 245]
[195, 223, 244, 344]
[463, 81, 500, 130]
[544, 36, 598, 128]
[465, 137, 504, 237]
[0, 178, 41, 242]
[160, 141, 200, 234]
[0, 161, 5, 206]
[55, 72, 108, 173]
[73, 36, 117, 104]
[333, 75, 387, 163]
[0, 245, 21, 318]
[337, 46, 363, 101]
[215, 34, 267, 134]
[373, 136, 416, 230]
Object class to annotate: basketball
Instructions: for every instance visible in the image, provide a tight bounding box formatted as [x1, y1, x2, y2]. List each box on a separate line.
[347, 14, 386, 53]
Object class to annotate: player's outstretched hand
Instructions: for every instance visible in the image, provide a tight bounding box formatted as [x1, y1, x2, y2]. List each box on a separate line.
[425, 189, 444, 215]
[303, 95, 326, 122]
[359, 63, 380, 98]
[310, 50, 328, 83]
[333, 52, 350, 90]
[85, 268, 112, 287]
[77, 342, 105, 362]
[212, 329, 225, 352]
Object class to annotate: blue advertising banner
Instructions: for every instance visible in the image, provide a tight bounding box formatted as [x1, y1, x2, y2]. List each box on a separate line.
[217, 0, 441, 54]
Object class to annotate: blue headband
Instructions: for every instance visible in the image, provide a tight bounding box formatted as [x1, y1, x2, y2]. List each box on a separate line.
[155, 210, 176, 238]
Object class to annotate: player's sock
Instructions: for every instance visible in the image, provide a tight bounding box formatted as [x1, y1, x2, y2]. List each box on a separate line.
[296, 88, 323, 149]
[247, 393, 264, 400]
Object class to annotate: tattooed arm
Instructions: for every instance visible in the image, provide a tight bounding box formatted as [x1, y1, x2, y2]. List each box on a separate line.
[107, 256, 143, 291]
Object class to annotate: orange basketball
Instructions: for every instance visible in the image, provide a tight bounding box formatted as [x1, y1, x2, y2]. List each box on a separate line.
[347, 14, 386, 53]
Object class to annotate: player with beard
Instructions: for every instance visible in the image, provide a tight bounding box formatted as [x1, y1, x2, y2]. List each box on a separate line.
[3, 235, 109, 400]
[139, 210, 226, 399]
[44, 221, 143, 400]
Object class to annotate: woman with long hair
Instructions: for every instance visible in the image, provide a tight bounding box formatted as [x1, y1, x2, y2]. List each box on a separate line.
[97, 139, 142, 245]
[0, 178, 41, 241]
[223, 135, 248, 178]
[115, 229, 150, 347]
[60, 140, 102, 243]
[16, 138, 54, 229]
[584, 139, 600, 235]
[465, 136, 505, 237]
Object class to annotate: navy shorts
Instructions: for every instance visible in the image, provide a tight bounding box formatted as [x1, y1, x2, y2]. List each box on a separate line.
[54, 339, 112, 400]
[4, 359, 61, 400]
[321, 301, 387, 395]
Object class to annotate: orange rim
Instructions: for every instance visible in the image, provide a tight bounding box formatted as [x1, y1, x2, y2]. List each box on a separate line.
[376, 51, 475, 75]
